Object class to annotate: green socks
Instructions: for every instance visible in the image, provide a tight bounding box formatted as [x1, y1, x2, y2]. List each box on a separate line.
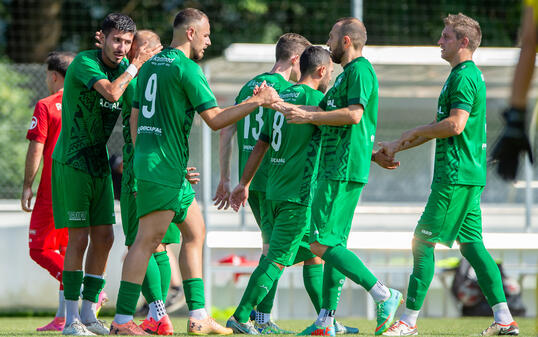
[82, 274, 106, 303]
[233, 258, 283, 323]
[303, 264, 323, 313]
[406, 239, 435, 310]
[183, 278, 206, 311]
[460, 242, 506, 306]
[322, 246, 377, 290]
[322, 262, 345, 310]
[141, 254, 163, 303]
[154, 251, 171, 301]
[63, 270, 83, 301]
[116, 281, 142, 315]
[255, 255, 278, 314]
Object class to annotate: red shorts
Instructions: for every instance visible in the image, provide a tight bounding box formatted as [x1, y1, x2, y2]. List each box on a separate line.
[29, 201, 68, 250]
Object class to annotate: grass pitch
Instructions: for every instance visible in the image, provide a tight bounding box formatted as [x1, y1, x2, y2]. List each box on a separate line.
[0, 316, 535, 336]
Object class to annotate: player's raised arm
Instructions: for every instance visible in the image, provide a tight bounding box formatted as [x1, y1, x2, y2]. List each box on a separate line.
[199, 86, 282, 130]
[275, 102, 363, 126]
[230, 139, 270, 212]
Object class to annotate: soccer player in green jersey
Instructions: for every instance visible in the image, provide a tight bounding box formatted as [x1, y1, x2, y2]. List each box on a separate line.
[379, 14, 519, 336]
[111, 8, 281, 335]
[51, 13, 160, 336]
[272, 18, 402, 336]
[226, 45, 333, 335]
[215, 33, 340, 334]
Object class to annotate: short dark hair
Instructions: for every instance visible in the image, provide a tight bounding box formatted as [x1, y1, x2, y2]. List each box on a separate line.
[173, 8, 208, 29]
[45, 51, 76, 78]
[102, 13, 136, 36]
[300, 46, 331, 76]
[275, 33, 311, 62]
[336, 17, 367, 48]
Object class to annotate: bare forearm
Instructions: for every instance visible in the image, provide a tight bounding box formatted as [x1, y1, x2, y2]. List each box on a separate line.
[414, 118, 461, 139]
[510, 7, 536, 109]
[239, 141, 269, 186]
[398, 136, 431, 151]
[203, 99, 262, 131]
[309, 107, 362, 125]
[94, 71, 134, 103]
[219, 125, 236, 181]
[130, 108, 139, 144]
[23, 142, 43, 188]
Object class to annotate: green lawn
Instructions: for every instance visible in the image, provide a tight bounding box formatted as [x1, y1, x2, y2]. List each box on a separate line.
[0, 316, 535, 336]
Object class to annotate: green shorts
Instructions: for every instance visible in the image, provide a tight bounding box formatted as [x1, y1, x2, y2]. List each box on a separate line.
[248, 190, 272, 244]
[52, 160, 115, 228]
[416, 183, 484, 247]
[310, 179, 364, 247]
[136, 179, 195, 225]
[120, 186, 186, 246]
[265, 200, 315, 266]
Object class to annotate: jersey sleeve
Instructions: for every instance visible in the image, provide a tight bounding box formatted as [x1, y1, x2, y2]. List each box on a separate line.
[347, 65, 373, 107]
[259, 108, 273, 143]
[73, 53, 109, 89]
[26, 100, 48, 143]
[449, 74, 475, 113]
[181, 64, 218, 113]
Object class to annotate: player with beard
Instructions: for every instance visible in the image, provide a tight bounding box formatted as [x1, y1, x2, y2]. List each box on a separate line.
[110, 8, 281, 335]
[272, 18, 402, 336]
[51, 13, 160, 335]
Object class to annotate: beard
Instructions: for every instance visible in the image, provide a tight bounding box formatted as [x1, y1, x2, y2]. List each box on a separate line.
[318, 81, 329, 93]
[191, 47, 204, 61]
[330, 43, 345, 64]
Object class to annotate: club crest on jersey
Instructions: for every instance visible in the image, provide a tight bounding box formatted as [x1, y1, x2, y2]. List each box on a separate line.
[29, 116, 38, 130]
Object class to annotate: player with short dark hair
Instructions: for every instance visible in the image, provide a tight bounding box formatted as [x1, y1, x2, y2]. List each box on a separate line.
[272, 17, 401, 336]
[379, 13, 519, 336]
[226, 45, 334, 334]
[110, 8, 280, 335]
[51, 12, 160, 335]
[21, 51, 75, 332]
[214, 33, 316, 333]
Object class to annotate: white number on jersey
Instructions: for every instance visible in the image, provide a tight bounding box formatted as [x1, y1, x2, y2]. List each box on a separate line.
[243, 106, 264, 141]
[142, 73, 157, 119]
[271, 111, 285, 151]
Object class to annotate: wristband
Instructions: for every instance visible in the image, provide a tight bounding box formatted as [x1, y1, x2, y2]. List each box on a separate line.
[125, 64, 138, 78]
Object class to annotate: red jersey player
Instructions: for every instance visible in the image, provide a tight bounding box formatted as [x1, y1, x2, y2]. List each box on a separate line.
[21, 52, 75, 332]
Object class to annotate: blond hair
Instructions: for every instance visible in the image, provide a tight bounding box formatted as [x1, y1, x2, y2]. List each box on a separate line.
[443, 13, 482, 51]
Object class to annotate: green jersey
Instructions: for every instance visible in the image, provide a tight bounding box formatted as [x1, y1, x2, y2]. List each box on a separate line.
[121, 78, 137, 193]
[259, 84, 324, 206]
[318, 56, 378, 183]
[433, 60, 487, 186]
[235, 73, 292, 192]
[133, 48, 217, 187]
[52, 50, 128, 177]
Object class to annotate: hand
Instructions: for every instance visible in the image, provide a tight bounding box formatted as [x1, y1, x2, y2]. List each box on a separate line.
[252, 81, 269, 95]
[212, 179, 231, 210]
[278, 103, 310, 124]
[230, 184, 249, 212]
[255, 86, 282, 108]
[377, 140, 400, 158]
[490, 106, 533, 181]
[131, 41, 163, 68]
[398, 129, 419, 149]
[94, 30, 105, 49]
[372, 150, 400, 170]
[21, 186, 33, 212]
[185, 167, 200, 185]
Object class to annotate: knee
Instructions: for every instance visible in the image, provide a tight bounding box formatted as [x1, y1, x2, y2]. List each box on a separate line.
[182, 227, 205, 245]
[303, 256, 323, 266]
[309, 242, 325, 257]
[93, 228, 114, 250]
[68, 232, 89, 251]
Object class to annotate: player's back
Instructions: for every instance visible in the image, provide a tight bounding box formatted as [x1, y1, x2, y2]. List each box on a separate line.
[263, 84, 324, 206]
[235, 72, 293, 192]
[134, 47, 217, 188]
